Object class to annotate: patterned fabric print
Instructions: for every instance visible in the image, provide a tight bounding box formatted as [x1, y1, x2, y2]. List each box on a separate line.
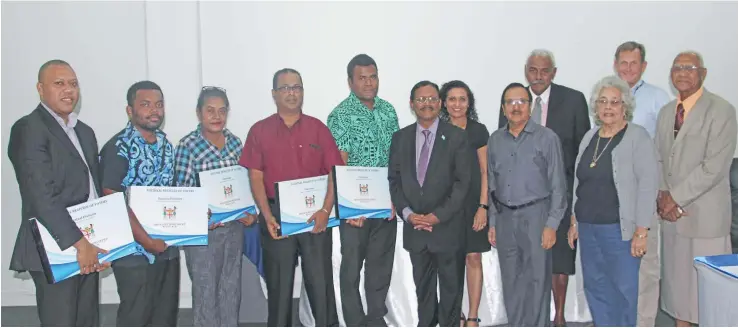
[174, 125, 244, 187]
[327, 92, 399, 167]
[116, 121, 175, 189]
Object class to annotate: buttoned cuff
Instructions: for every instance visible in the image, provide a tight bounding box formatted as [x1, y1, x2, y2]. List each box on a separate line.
[545, 216, 561, 230]
[402, 207, 414, 221]
[488, 212, 497, 227]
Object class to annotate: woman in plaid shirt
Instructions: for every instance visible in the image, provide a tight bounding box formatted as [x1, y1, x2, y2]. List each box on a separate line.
[173, 87, 257, 326]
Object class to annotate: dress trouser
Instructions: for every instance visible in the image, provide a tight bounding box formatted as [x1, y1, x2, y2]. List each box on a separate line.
[579, 222, 641, 327]
[112, 256, 181, 326]
[260, 203, 338, 327]
[637, 219, 661, 326]
[409, 246, 465, 327]
[339, 218, 397, 327]
[185, 221, 244, 326]
[30, 270, 99, 327]
[495, 202, 552, 327]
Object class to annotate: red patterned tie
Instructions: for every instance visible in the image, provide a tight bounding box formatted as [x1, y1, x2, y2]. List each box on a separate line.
[674, 103, 685, 138]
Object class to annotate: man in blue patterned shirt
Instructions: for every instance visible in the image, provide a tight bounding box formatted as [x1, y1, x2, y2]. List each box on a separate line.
[173, 87, 257, 327]
[99, 81, 179, 326]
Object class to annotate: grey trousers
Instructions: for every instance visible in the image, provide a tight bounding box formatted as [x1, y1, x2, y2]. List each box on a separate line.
[184, 221, 244, 327]
[637, 219, 661, 326]
[339, 219, 397, 327]
[496, 202, 552, 327]
[30, 271, 99, 327]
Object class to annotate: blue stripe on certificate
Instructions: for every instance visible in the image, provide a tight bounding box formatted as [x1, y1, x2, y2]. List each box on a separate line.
[280, 213, 340, 236]
[336, 194, 391, 219]
[209, 205, 257, 225]
[47, 242, 139, 283]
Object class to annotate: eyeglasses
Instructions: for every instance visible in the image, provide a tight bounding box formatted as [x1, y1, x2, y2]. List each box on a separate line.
[275, 85, 304, 93]
[503, 99, 530, 106]
[414, 97, 440, 104]
[671, 65, 702, 73]
[596, 99, 623, 107]
[202, 86, 226, 93]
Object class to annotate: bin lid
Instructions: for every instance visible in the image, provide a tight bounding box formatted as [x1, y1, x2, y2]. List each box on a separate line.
[695, 254, 738, 279]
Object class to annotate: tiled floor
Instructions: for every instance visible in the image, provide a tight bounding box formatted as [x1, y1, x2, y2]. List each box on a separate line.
[1, 301, 677, 327]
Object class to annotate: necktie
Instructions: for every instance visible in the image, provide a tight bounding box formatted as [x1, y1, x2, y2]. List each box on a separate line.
[674, 103, 685, 138]
[417, 130, 431, 186]
[532, 96, 542, 124]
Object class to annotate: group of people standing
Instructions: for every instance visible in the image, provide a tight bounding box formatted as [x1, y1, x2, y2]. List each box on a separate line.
[7, 40, 735, 328]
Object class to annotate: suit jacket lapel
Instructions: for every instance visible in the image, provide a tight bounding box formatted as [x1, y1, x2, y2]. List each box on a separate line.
[75, 126, 98, 192]
[408, 124, 419, 188]
[36, 105, 85, 165]
[546, 84, 565, 129]
[673, 91, 711, 147]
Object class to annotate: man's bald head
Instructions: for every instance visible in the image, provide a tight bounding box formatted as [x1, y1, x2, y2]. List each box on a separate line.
[38, 59, 72, 82]
[36, 59, 79, 120]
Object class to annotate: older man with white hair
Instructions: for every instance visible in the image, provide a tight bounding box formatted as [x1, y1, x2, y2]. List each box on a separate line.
[498, 49, 590, 327]
[655, 50, 737, 327]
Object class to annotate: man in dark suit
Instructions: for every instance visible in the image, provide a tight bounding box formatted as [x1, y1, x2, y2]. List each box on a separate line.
[498, 49, 590, 326]
[388, 80, 471, 327]
[7, 59, 108, 326]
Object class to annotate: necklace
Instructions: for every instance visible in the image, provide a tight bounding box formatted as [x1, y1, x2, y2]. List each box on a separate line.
[590, 132, 615, 168]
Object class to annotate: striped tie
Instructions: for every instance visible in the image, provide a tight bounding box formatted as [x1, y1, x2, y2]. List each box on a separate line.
[674, 103, 685, 138]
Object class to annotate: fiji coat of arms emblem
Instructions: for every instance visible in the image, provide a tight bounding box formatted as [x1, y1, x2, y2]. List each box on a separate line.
[359, 184, 369, 195]
[80, 224, 95, 239]
[305, 195, 316, 208]
[223, 184, 233, 197]
[163, 206, 177, 220]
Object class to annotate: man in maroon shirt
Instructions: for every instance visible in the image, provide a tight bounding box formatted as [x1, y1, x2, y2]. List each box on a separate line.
[239, 68, 343, 327]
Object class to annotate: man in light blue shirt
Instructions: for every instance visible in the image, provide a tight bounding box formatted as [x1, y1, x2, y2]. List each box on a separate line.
[615, 41, 671, 137]
[613, 41, 671, 327]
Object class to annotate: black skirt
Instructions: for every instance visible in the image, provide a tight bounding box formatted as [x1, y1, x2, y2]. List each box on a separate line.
[552, 215, 576, 275]
[463, 203, 491, 254]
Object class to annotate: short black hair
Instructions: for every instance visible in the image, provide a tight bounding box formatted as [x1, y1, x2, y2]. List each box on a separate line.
[197, 86, 229, 112]
[439, 80, 478, 122]
[410, 80, 440, 101]
[272, 68, 303, 90]
[38, 59, 71, 82]
[500, 82, 532, 108]
[127, 80, 163, 107]
[347, 54, 377, 79]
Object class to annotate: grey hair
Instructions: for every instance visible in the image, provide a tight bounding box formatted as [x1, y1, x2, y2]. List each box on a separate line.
[615, 41, 646, 62]
[675, 50, 705, 68]
[589, 75, 635, 126]
[526, 49, 556, 67]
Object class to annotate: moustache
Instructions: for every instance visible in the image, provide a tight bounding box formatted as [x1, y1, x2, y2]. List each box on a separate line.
[147, 115, 162, 121]
[511, 110, 522, 115]
[531, 80, 546, 85]
[421, 106, 433, 111]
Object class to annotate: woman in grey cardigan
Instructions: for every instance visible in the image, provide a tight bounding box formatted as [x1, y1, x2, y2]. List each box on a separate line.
[566, 75, 658, 327]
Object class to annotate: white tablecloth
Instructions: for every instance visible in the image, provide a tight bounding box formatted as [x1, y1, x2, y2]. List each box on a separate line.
[263, 220, 593, 326]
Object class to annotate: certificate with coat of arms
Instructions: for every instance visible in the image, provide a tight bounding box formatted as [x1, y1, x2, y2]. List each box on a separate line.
[198, 166, 257, 225]
[275, 175, 339, 236]
[29, 192, 138, 284]
[128, 186, 208, 246]
[332, 166, 392, 219]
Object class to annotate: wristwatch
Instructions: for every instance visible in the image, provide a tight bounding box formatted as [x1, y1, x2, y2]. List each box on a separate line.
[479, 204, 489, 210]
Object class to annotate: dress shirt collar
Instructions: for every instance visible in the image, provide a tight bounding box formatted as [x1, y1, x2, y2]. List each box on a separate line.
[416, 116, 440, 136]
[631, 80, 645, 95]
[529, 84, 551, 104]
[41, 102, 78, 129]
[678, 86, 704, 111]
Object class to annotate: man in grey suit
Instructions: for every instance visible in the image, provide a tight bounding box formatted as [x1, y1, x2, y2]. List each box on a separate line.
[7, 60, 108, 326]
[655, 51, 737, 327]
[488, 82, 567, 327]
[388, 80, 470, 327]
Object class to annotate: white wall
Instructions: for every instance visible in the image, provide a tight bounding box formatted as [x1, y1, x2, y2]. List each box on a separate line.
[3, 0, 738, 308]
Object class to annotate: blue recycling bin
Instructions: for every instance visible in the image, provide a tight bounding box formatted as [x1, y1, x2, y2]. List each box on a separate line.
[694, 254, 738, 326]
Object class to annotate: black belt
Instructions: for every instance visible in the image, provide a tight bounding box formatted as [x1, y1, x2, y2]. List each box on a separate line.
[493, 195, 549, 211]
[268, 198, 276, 205]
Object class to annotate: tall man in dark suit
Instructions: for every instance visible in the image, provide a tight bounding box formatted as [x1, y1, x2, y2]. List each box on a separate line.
[388, 80, 471, 327]
[7, 59, 108, 326]
[498, 49, 590, 326]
